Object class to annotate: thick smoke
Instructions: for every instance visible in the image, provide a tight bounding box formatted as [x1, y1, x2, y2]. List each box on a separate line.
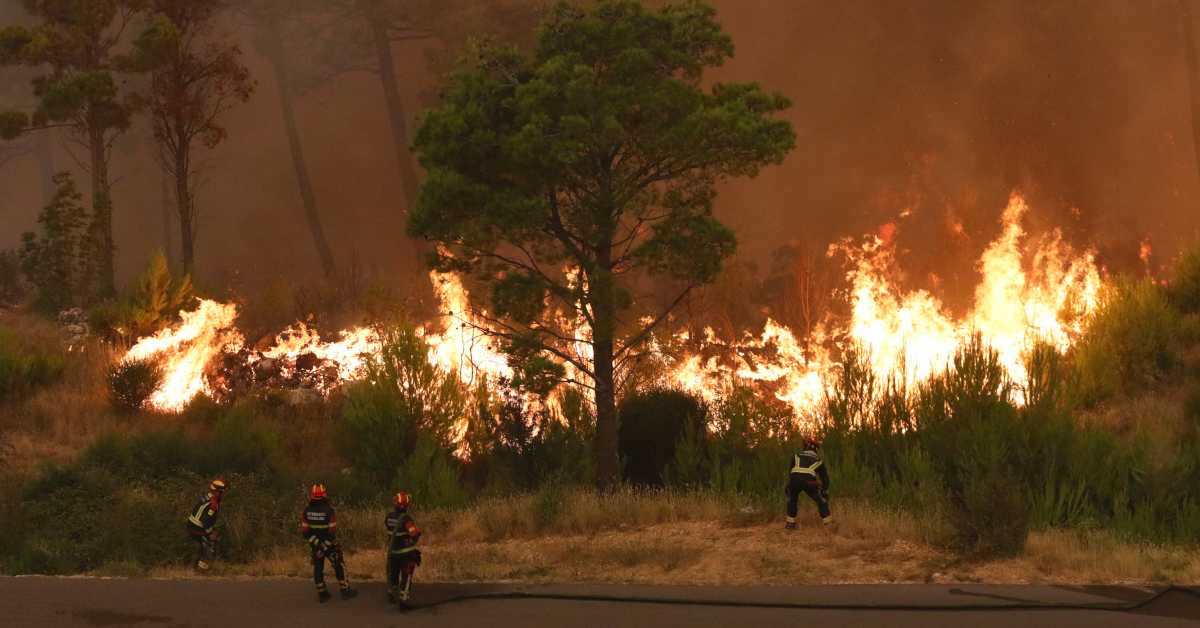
[0, 0, 1197, 299]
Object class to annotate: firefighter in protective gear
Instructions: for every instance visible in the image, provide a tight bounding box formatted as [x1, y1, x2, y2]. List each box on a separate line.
[300, 484, 357, 603]
[785, 438, 832, 529]
[384, 492, 422, 604]
[186, 479, 227, 571]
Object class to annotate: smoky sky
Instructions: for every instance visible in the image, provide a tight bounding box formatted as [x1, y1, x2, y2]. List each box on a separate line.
[0, 0, 1197, 299]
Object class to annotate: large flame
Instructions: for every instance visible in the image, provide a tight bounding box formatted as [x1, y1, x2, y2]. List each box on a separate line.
[122, 299, 243, 412]
[121, 193, 1104, 433]
[666, 193, 1103, 415]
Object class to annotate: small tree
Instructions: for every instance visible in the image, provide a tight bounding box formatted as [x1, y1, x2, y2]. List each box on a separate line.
[410, 0, 795, 488]
[129, 251, 193, 334]
[19, 173, 89, 312]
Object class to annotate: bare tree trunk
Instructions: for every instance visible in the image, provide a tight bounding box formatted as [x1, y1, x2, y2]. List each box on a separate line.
[35, 130, 54, 205]
[86, 125, 115, 300]
[264, 23, 337, 277]
[174, 146, 195, 276]
[161, 167, 177, 271]
[1182, 0, 1200, 185]
[592, 249, 620, 490]
[366, 15, 432, 282]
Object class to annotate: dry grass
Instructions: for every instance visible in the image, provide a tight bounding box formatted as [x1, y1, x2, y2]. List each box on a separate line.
[0, 310, 125, 470]
[145, 492, 1200, 586]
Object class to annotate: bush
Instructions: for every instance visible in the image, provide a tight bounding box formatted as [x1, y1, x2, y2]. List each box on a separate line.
[0, 328, 65, 402]
[107, 358, 162, 412]
[1069, 279, 1178, 405]
[618, 388, 708, 486]
[1168, 243, 1200, 314]
[338, 322, 467, 484]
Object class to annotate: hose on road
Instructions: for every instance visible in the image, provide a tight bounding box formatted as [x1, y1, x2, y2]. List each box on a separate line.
[410, 584, 1200, 614]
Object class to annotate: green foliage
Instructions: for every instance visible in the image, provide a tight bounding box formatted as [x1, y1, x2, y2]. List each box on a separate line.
[130, 251, 193, 333]
[1168, 243, 1200, 315]
[337, 322, 467, 485]
[0, 327, 65, 402]
[107, 358, 162, 413]
[618, 388, 708, 486]
[1069, 279, 1178, 405]
[411, 0, 796, 486]
[18, 173, 89, 312]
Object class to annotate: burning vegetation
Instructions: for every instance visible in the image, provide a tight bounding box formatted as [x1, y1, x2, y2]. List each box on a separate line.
[119, 193, 1104, 437]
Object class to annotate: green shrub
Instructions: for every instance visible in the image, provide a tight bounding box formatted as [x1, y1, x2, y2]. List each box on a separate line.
[19, 173, 90, 311]
[618, 388, 708, 486]
[338, 322, 467, 485]
[0, 328, 65, 402]
[1070, 279, 1178, 405]
[107, 358, 162, 412]
[1168, 243, 1200, 314]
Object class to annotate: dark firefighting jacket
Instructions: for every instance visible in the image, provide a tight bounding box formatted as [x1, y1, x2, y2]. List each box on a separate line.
[187, 494, 221, 535]
[384, 509, 421, 556]
[300, 500, 338, 547]
[789, 449, 831, 490]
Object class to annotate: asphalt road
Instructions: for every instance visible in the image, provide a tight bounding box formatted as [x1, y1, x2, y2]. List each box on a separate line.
[2, 578, 1198, 628]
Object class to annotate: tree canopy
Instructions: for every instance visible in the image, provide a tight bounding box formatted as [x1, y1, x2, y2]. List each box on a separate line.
[410, 0, 795, 488]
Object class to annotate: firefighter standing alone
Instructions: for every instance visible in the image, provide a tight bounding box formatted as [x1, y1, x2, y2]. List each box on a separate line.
[786, 437, 832, 529]
[300, 484, 358, 602]
[384, 491, 422, 604]
[186, 478, 227, 571]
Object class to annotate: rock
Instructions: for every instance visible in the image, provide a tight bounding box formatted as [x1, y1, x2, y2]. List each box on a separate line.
[282, 388, 322, 406]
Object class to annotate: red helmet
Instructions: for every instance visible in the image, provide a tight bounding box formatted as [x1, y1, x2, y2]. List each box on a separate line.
[310, 484, 327, 500]
[393, 491, 411, 509]
[804, 436, 822, 451]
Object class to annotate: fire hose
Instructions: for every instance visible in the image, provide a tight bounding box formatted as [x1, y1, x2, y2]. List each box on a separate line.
[404, 584, 1200, 615]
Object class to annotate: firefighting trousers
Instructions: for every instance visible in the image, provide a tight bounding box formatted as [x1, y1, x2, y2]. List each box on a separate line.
[786, 472, 831, 520]
[312, 547, 346, 589]
[387, 553, 419, 590]
[188, 527, 215, 564]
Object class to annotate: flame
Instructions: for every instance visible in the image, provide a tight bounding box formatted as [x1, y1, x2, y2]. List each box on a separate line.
[666, 193, 1103, 417]
[122, 299, 243, 412]
[121, 192, 1105, 437]
[260, 324, 381, 384]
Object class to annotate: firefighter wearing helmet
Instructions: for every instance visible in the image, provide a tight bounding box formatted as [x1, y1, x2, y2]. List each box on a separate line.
[384, 491, 422, 605]
[186, 478, 228, 571]
[785, 436, 832, 529]
[300, 484, 357, 602]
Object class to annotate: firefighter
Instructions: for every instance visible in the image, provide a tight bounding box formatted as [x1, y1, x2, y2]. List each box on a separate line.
[785, 437, 832, 529]
[186, 478, 227, 571]
[384, 492, 422, 604]
[300, 484, 358, 603]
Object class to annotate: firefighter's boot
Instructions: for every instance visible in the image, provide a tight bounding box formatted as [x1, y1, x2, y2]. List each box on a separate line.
[316, 583, 331, 603]
[340, 584, 358, 600]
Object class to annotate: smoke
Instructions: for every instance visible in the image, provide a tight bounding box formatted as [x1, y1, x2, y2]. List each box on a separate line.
[0, 0, 1197, 299]
[710, 0, 1198, 303]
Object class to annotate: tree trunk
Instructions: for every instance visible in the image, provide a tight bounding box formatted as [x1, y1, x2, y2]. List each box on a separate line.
[174, 146, 195, 276]
[161, 168, 177, 271]
[87, 125, 115, 300]
[591, 251, 620, 490]
[264, 23, 337, 277]
[1182, 0, 1200, 186]
[35, 130, 54, 205]
[367, 15, 432, 281]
